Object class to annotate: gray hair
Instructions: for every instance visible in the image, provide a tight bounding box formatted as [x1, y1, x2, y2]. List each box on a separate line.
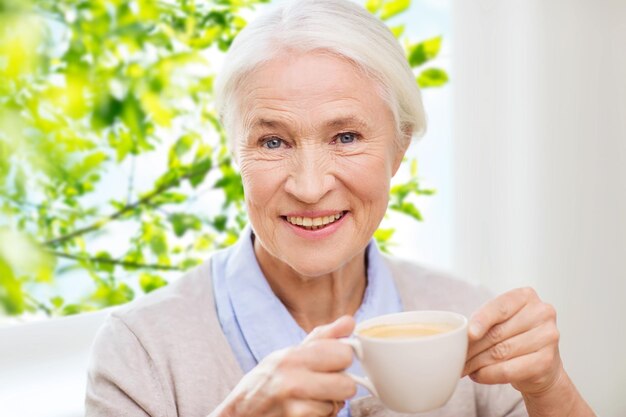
[213, 0, 426, 152]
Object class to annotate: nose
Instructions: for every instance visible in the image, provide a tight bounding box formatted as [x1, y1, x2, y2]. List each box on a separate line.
[284, 147, 335, 204]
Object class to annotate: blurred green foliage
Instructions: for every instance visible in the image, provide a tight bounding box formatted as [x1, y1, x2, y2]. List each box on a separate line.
[0, 0, 446, 319]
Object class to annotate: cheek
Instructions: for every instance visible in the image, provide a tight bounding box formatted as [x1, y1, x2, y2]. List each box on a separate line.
[347, 175, 390, 246]
[360, 170, 391, 215]
[239, 157, 285, 217]
[338, 152, 392, 214]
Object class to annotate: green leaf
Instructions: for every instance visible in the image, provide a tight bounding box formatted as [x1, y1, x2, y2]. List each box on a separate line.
[408, 36, 442, 68]
[174, 134, 195, 158]
[34, 256, 55, 283]
[213, 170, 244, 207]
[374, 228, 395, 254]
[0, 259, 25, 315]
[92, 94, 123, 129]
[122, 250, 145, 271]
[390, 201, 423, 221]
[390, 183, 412, 203]
[188, 157, 212, 188]
[121, 93, 147, 142]
[109, 131, 135, 162]
[194, 234, 215, 251]
[141, 92, 174, 126]
[61, 304, 85, 316]
[149, 230, 168, 256]
[91, 282, 135, 307]
[380, 0, 411, 20]
[71, 151, 108, 177]
[374, 228, 395, 242]
[417, 68, 449, 88]
[180, 258, 201, 269]
[50, 296, 64, 309]
[154, 168, 184, 189]
[139, 273, 168, 293]
[390, 24, 405, 38]
[365, 0, 383, 14]
[186, 143, 213, 187]
[212, 214, 227, 232]
[93, 251, 115, 274]
[150, 191, 187, 205]
[169, 213, 202, 237]
[14, 165, 27, 199]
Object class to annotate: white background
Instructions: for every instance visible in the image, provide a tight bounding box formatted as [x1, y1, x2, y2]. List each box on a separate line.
[452, 0, 626, 415]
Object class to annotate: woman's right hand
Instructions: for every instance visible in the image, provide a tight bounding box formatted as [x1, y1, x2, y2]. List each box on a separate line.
[210, 316, 357, 417]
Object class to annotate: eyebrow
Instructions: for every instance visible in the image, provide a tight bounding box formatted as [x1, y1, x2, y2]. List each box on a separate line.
[250, 118, 285, 130]
[325, 116, 369, 130]
[249, 115, 370, 131]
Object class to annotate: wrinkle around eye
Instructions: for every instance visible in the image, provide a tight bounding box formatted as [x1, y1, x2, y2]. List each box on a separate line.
[239, 153, 289, 181]
[239, 144, 290, 163]
[331, 138, 368, 157]
[332, 140, 391, 169]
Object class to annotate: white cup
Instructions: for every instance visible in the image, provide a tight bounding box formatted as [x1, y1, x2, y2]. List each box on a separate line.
[341, 310, 468, 413]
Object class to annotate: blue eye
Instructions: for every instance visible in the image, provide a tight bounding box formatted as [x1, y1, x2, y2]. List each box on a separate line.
[263, 138, 283, 149]
[337, 132, 357, 144]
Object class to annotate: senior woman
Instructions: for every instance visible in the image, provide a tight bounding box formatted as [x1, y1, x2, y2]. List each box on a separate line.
[86, 1, 594, 416]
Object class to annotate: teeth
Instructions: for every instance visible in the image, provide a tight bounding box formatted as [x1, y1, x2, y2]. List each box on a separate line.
[286, 212, 344, 229]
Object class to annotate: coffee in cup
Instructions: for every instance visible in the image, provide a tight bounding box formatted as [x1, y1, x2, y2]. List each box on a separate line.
[358, 322, 456, 339]
[340, 310, 468, 413]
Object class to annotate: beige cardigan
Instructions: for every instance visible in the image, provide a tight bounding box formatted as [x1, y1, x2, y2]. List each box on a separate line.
[85, 255, 527, 417]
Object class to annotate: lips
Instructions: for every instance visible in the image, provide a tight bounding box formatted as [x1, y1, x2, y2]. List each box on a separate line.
[282, 211, 347, 230]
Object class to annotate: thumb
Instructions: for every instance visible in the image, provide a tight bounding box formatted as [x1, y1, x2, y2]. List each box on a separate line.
[304, 315, 356, 342]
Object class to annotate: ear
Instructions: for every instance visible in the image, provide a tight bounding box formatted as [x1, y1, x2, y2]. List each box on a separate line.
[391, 128, 412, 176]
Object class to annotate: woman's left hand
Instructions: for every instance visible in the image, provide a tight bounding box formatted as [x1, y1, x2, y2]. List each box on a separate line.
[463, 287, 564, 396]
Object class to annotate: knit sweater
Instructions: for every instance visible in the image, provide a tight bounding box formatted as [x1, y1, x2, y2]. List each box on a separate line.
[85, 255, 527, 417]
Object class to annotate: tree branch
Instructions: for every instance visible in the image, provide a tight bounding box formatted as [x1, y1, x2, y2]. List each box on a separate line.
[24, 293, 52, 317]
[127, 154, 136, 205]
[43, 169, 198, 247]
[47, 250, 184, 271]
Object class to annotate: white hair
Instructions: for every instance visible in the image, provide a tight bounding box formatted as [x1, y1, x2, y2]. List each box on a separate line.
[213, 0, 426, 152]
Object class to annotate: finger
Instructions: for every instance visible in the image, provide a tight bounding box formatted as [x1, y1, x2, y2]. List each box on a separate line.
[332, 401, 346, 416]
[279, 370, 357, 401]
[304, 315, 355, 342]
[464, 321, 559, 376]
[466, 301, 548, 360]
[284, 399, 335, 417]
[287, 339, 354, 372]
[468, 346, 560, 387]
[469, 287, 538, 340]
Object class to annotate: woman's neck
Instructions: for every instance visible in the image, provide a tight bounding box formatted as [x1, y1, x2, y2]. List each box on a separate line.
[253, 237, 367, 333]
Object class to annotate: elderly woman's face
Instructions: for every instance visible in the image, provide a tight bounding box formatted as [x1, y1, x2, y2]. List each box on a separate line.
[237, 52, 406, 277]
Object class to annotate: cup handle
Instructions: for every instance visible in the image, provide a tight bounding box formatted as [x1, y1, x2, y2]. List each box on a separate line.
[338, 338, 379, 397]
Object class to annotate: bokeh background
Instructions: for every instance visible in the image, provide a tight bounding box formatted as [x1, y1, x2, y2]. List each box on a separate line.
[0, 0, 446, 321]
[1, 0, 625, 416]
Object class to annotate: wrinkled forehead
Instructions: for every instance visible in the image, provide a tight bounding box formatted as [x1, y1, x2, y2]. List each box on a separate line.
[234, 51, 392, 136]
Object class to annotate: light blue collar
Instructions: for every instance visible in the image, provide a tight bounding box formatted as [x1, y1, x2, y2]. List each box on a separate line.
[224, 228, 308, 362]
[212, 224, 403, 405]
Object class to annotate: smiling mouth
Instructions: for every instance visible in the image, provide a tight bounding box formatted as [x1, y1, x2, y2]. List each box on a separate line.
[282, 211, 347, 231]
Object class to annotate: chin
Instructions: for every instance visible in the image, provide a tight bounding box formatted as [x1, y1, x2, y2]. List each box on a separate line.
[286, 254, 347, 278]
